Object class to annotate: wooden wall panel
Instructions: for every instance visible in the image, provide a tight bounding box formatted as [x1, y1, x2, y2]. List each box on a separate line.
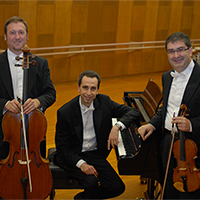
[71, 4, 87, 34]
[115, 53, 128, 76]
[86, 1, 103, 44]
[85, 53, 101, 73]
[100, 52, 115, 78]
[102, 3, 118, 43]
[68, 55, 85, 81]
[0, 0, 200, 84]
[37, 5, 55, 35]
[52, 55, 69, 83]
[54, 1, 72, 46]
[128, 51, 142, 75]
[181, 6, 193, 34]
[157, 5, 170, 31]
[19, 1, 37, 48]
[141, 49, 155, 73]
[143, 1, 159, 41]
[132, 5, 146, 32]
[191, 1, 200, 39]
[0, 3, 19, 50]
[116, 1, 133, 43]
[154, 48, 171, 72]
[168, 1, 183, 34]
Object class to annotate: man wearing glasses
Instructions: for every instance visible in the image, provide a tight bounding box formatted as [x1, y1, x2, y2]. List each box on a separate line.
[138, 32, 200, 199]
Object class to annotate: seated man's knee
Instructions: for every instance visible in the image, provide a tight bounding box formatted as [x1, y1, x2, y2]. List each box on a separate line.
[110, 180, 125, 198]
[84, 175, 98, 188]
[116, 181, 125, 196]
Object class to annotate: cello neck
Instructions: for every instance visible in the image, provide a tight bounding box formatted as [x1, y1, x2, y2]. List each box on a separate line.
[22, 45, 30, 104]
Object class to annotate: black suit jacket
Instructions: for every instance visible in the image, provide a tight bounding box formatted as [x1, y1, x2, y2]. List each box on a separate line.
[0, 50, 56, 145]
[150, 60, 200, 157]
[55, 94, 141, 167]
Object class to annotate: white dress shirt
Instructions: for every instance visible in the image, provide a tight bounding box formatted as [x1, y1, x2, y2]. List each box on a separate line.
[7, 48, 23, 100]
[165, 60, 194, 132]
[3, 49, 23, 115]
[76, 97, 97, 168]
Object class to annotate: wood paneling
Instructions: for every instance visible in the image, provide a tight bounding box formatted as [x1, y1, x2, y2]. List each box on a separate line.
[54, 1, 72, 46]
[191, 1, 200, 39]
[143, 1, 159, 41]
[168, 1, 183, 34]
[0, 0, 200, 84]
[116, 1, 132, 43]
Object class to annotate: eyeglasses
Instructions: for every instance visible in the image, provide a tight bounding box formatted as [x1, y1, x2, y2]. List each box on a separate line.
[166, 47, 190, 56]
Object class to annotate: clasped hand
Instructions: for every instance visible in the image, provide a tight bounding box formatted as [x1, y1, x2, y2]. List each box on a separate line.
[5, 98, 41, 114]
[171, 116, 190, 132]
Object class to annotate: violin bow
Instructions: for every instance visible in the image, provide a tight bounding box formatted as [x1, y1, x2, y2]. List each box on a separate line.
[160, 112, 175, 200]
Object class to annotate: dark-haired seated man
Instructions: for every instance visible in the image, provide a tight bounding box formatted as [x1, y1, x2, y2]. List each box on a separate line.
[54, 70, 141, 199]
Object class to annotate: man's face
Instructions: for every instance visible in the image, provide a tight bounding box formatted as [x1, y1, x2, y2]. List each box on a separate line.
[4, 22, 27, 55]
[167, 41, 192, 73]
[78, 76, 99, 107]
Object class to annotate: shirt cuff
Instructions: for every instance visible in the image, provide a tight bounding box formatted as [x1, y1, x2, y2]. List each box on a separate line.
[189, 121, 192, 132]
[3, 101, 10, 115]
[76, 159, 87, 168]
[116, 121, 126, 130]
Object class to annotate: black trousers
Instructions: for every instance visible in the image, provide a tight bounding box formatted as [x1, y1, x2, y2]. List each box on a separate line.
[161, 131, 200, 199]
[58, 150, 125, 199]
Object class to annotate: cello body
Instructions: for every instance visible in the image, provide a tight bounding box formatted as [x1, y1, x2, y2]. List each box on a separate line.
[0, 109, 53, 199]
[0, 44, 53, 199]
[0, 110, 53, 199]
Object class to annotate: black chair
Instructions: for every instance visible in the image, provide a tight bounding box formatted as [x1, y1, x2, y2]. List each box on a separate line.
[48, 148, 83, 199]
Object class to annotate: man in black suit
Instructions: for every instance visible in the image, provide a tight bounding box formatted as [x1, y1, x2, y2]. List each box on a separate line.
[0, 16, 56, 159]
[138, 32, 200, 199]
[54, 70, 141, 199]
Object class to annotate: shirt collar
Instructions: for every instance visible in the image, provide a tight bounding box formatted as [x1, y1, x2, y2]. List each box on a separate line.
[170, 60, 194, 78]
[79, 96, 95, 114]
[7, 48, 23, 66]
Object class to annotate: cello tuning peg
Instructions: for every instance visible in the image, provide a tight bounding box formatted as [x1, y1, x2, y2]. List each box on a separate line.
[30, 60, 36, 66]
[15, 56, 23, 61]
[30, 54, 36, 59]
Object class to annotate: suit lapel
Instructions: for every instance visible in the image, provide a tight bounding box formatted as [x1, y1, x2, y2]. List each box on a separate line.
[182, 63, 200, 105]
[28, 53, 37, 95]
[71, 96, 84, 142]
[0, 51, 14, 98]
[93, 97, 103, 137]
[163, 71, 173, 112]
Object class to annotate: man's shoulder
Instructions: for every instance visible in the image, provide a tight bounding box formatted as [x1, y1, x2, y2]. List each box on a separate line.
[163, 70, 172, 76]
[96, 93, 110, 100]
[0, 51, 7, 66]
[0, 50, 7, 58]
[34, 54, 47, 63]
[193, 60, 200, 72]
[58, 96, 79, 111]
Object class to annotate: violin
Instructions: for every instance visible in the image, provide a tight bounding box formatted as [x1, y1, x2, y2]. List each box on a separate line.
[0, 45, 53, 199]
[173, 104, 200, 192]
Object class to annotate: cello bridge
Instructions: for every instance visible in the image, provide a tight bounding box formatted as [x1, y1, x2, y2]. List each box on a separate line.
[18, 160, 31, 165]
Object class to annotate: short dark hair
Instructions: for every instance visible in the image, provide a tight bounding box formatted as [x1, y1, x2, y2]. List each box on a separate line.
[4, 16, 28, 35]
[78, 70, 101, 89]
[165, 32, 191, 50]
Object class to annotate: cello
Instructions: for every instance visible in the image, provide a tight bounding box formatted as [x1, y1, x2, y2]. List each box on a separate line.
[173, 104, 200, 192]
[0, 44, 53, 199]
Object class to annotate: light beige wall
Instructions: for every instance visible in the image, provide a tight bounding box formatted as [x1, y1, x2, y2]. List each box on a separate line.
[0, 0, 199, 84]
